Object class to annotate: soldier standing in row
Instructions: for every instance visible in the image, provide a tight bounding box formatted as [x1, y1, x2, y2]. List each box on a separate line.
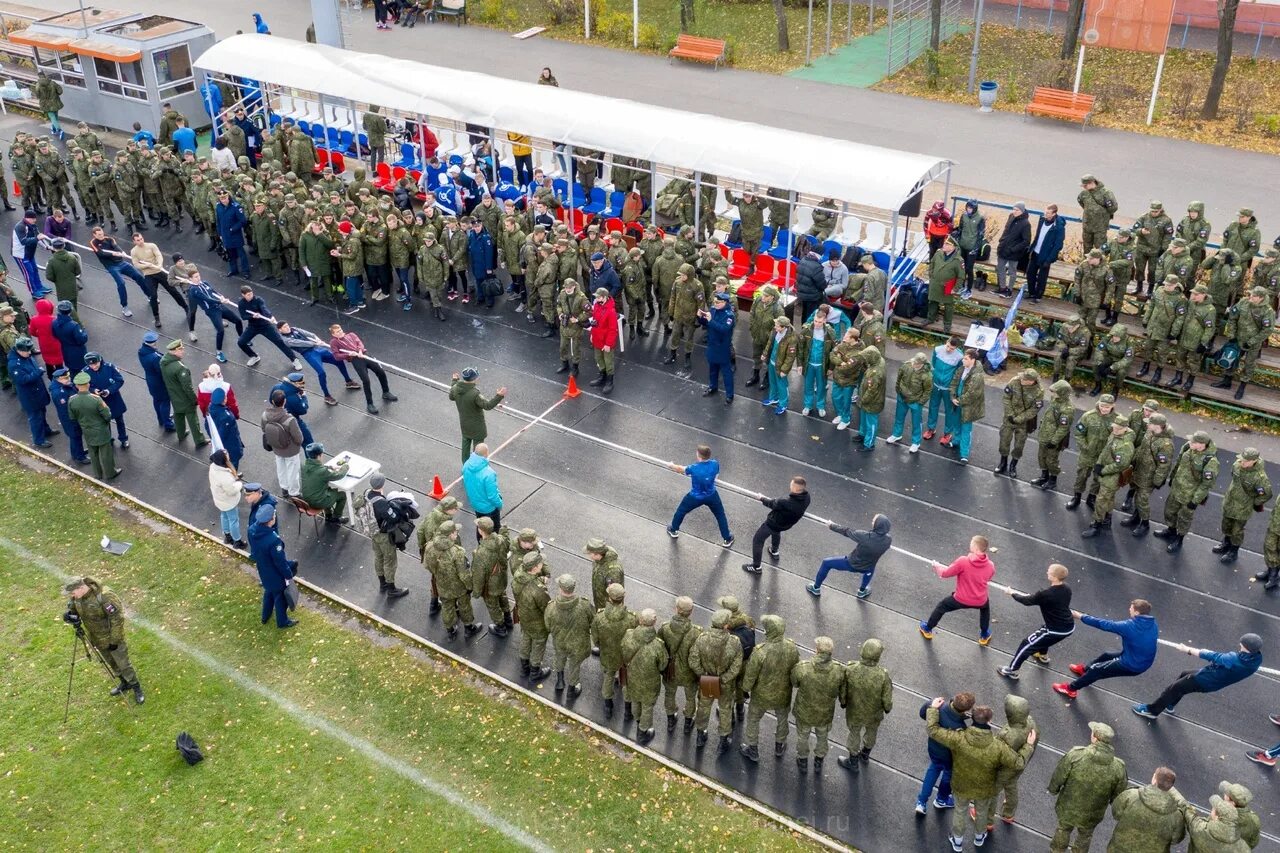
[1135, 275, 1187, 385]
[1165, 284, 1216, 392]
[1130, 200, 1173, 297]
[472, 517, 513, 636]
[659, 596, 701, 734]
[545, 574, 595, 698]
[1213, 448, 1271, 564]
[1047, 722, 1128, 853]
[688, 608, 742, 754]
[1177, 201, 1212, 268]
[739, 614, 800, 763]
[1154, 430, 1220, 553]
[64, 577, 143, 704]
[838, 638, 892, 772]
[1066, 394, 1116, 512]
[426, 521, 482, 640]
[1081, 417, 1135, 539]
[790, 636, 845, 773]
[591, 583, 636, 720]
[1120, 413, 1174, 537]
[1106, 767, 1186, 851]
[621, 609, 668, 746]
[1029, 380, 1074, 491]
[556, 278, 589, 377]
[1077, 174, 1118, 253]
[1215, 286, 1276, 401]
[663, 263, 704, 373]
[514, 550, 554, 682]
[995, 368, 1043, 479]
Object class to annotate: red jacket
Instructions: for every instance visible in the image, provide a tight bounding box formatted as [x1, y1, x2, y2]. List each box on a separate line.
[590, 299, 618, 350]
[924, 202, 954, 238]
[935, 553, 994, 606]
[28, 300, 63, 367]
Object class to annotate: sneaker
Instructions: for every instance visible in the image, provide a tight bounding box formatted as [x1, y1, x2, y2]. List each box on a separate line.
[767, 545, 780, 557]
[805, 583, 821, 597]
[934, 796, 955, 809]
[960, 458, 969, 465]
[909, 443, 921, 453]
[774, 406, 786, 416]
[949, 836, 963, 852]
[1131, 704, 1160, 720]
[914, 802, 927, 816]
[1031, 652, 1051, 665]
[447, 292, 458, 301]
[462, 294, 471, 304]
[762, 399, 777, 407]
[741, 563, 762, 575]
[997, 666, 1018, 680]
[918, 622, 934, 640]
[122, 308, 133, 318]
[1246, 751, 1277, 767]
[940, 433, 953, 445]
[292, 358, 304, 371]
[343, 304, 363, 316]
[216, 351, 228, 364]
[187, 331, 198, 342]
[974, 831, 988, 848]
[801, 407, 811, 415]
[721, 536, 734, 548]
[836, 420, 849, 431]
[1052, 683, 1078, 699]
[666, 527, 679, 539]
[855, 588, 871, 599]
[246, 356, 261, 367]
[885, 435, 901, 445]
[1068, 663, 1086, 676]
[817, 408, 827, 417]
[831, 415, 843, 425]
[923, 429, 936, 440]
[978, 631, 991, 646]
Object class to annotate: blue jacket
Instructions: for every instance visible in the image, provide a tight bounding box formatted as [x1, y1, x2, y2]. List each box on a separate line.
[9, 351, 50, 412]
[700, 304, 736, 364]
[467, 229, 495, 281]
[50, 379, 78, 432]
[589, 260, 623, 298]
[461, 452, 502, 514]
[209, 388, 243, 468]
[930, 344, 963, 392]
[87, 362, 127, 417]
[238, 295, 275, 328]
[920, 699, 967, 767]
[271, 381, 309, 420]
[215, 200, 248, 249]
[173, 127, 197, 155]
[1081, 613, 1158, 672]
[248, 521, 292, 593]
[52, 314, 89, 374]
[137, 343, 170, 403]
[13, 220, 39, 261]
[684, 459, 720, 500]
[1030, 214, 1066, 264]
[188, 281, 225, 314]
[1193, 649, 1261, 692]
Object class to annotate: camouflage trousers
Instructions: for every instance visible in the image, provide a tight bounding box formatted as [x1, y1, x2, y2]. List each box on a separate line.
[846, 718, 883, 753]
[43, 179, 73, 214]
[1142, 335, 1176, 364]
[1072, 455, 1103, 496]
[117, 187, 142, 222]
[997, 777, 1023, 819]
[479, 591, 510, 624]
[663, 679, 697, 717]
[371, 533, 397, 583]
[630, 698, 657, 733]
[538, 285, 556, 323]
[94, 638, 138, 686]
[744, 698, 791, 747]
[1092, 475, 1123, 524]
[93, 187, 123, 224]
[1038, 442, 1064, 477]
[559, 328, 583, 364]
[601, 666, 621, 700]
[1050, 821, 1100, 853]
[1221, 513, 1254, 547]
[519, 629, 548, 667]
[669, 317, 697, 356]
[552, 644, 588, 687]
[1237, 345, 1263, 382]
[1266, 529, 1280, 569]
[1053, 348, 1087, 381]
[1081, 227, 1108, 254]
[1163, 497, 1199, 536]
[694, 687, 734, 736]
[1175, 346, 1205, 376]
[794, 722, 831, 758]
[955, 796, 996, 841]
[1131, 482, 1158, 521]
[998, 419, 1030, 459]
[440, 593, 474, 631]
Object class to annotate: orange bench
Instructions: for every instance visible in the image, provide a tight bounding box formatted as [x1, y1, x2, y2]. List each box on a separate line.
[669, 35, 727, 69]
[1025, 86, 1096, 126]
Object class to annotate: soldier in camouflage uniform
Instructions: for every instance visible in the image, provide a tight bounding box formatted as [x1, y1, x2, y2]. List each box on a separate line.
[1120, 413, 1174, 537]
[1103, 230, 1135, 325]
[1106, 767, 1187, 852]
[515, 550, 552, 681]
[137, 148, 162, 225]
[1130, 200, 1174, 296]
[1216, 286, 1276, 400]
[1222, 207, 1261, 262]
[1047, 722, 1128, 853]
[659, 596, 701, 733]
[87, 151, 121, 231]
[994, 695, 1038, 825]
[1154, 238, 1196, 294]
[650, 239, 684, 332]
[583, 538, 623, 611]
[995, 368, 1044, 479]
[111, 151, 143, 230]
[838, 638, 892, 771]
[471, 517, 513, 635]
[1081, 417, 1135, 539]
[415, 231, 448, 320]
[1213, 448, 1271, 564]
[1070, 250, 1114, 337]
[10, 139, 41, 210]
[418, 495, 460, 616]
[1177, 201, 1213, 268]
[1259, 497, 1280, 590]
[277, 195, 307, 285]
[590, 583, 637, 719]
[1252, 246, 1280, 297]
[155, 149, 187, 232]
[739, 614, 800, 763]
[620, 248, 649, 340]
[67, 146, 94, 224]
[34, 139, 74, 218]
[1089, 325, 1133, 397]
[64, 576, 144, 704]
[1066, 394, 1116, 511]
[1031, 380, 1075, 491]
[621, 608, 668, 745]
[426, 521, 482, 639]
[532, 244, 558, 334]
[1077, 174, 1118, 253]
[1136, 275, 1188, 384]
[250, 199, 283, 283]
[663, 263, 705, 372]
[790, 636, 845, 773]
[1052, 313, 1092, 384]
[545, 573, 595, 697]
[1166, 284, 1216, 392]
[744, 285, 783, 388]
[1155, 430, 1219, 553]
[1202, 248, 1246, 328]
[1219, 781, 1260, 850]
[555, 277, 589, 376]
[688, 608, 743, 753]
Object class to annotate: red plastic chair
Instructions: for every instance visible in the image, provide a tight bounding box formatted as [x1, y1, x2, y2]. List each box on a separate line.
[746, 255, 775, 285]
[313, 148, 329, 173]
[717, 242, 731, 260]
[409, 169, 423, 185]
[604, 216, 626, 235]
[735, 282, 760, 303]
[391, 165, 407, 183]
[727, 248, 751, 278]
[329, 151, 346, 174]
[374, 162, 393, 190]
[773, 259, 796, 289]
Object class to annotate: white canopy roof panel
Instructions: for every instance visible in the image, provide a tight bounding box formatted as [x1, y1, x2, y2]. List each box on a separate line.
[196, 34, 952, 212]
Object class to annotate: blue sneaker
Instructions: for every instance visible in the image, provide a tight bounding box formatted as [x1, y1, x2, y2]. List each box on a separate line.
[215, 351, 227, 364]
[949, 835, 963, 852]
[805, 583, 821, 597]
[914, 801, 927, 815]
[919, 622, 934, 640]
[1131, 704, 1160, 720]
[856, 588, 871, 599]
[974, 831, 988, 847]
[934, 795, 955, 809]
[762, 398, 776, 407]
[774, 405, 786, 415]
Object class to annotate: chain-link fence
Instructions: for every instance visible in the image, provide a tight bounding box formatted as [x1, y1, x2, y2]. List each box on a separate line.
[884, 0, 969, 74]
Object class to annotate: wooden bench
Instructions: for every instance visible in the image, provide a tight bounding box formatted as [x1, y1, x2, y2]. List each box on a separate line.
[1025, 87, 1096, 126]
[668, 35, 727, 69]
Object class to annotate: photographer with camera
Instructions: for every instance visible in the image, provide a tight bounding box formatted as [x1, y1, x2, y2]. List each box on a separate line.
[63, 577, 143, 704]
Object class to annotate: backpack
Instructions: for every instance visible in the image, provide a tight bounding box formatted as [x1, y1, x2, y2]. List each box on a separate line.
[384, 493, 420, 551]
[621, 191, 644, 223]
[893, 284, 917, 319]
[841, 245, 864, 269]
[655, 191, 682, 219]
[911, 278, 929, 318]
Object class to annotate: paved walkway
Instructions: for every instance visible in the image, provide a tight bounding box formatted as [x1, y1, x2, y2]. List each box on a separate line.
[45, 0, 1280, 231]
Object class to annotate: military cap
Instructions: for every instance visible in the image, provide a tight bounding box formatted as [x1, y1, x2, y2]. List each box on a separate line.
[438, 495, 459, 511]
[1080, 173, 1097, 184]
[1115, 229, 1132, 240]
[563, 277, 578, 288]
[1238, 207, 1254, 217]
[1088, 721, 1115, 743]
[590, 252, 605, 262]
[166, 338, 184, 351]
[584, 538, 607, 554]
[628, 247, 642, 257]
[1162, 274, 1181, 286]
[0, 304, 13, 317]
[242, 482, 263, 493]
[1192, 283, 1209, 295]
[142, 330, 159, 344]
[305, 442, 325, 458]
[1143, 399, 1159, 411]
[815, 636, 835, 653]
[594, 287, 609, 299]
[1149, 200, 1163, 209]
[437, 520, 458, 536]
[52, 367, 69, 378]
[1098, 393, 1116, 405]
[1242, 447, 1261, 461]
[1190, 430, 1211, 445]
[532, 224, 547, 233]
[1240, 633, 1263, 653]
[761, 284, 781, 298]
[556, 573, 576, 593]
[522, 550, 544, 568]
[1251, 286, 1269, 298]
[774, 316, 792, 328]
[1209, 795, 1236, 821]
[606, 583, 625, 602]
[717, 595, 740, 612]
[1050, 379, 1072, 396]
[1020, 368, 1038, 382]
[538, 243, 554, 254]
[711, 608, 732, 628]
[63, 577, 91, 593]
[13, 336, 33, 350]
[1220, 780, 1254, 805]
[253, 505, 276, 526]
[286, 371, 305, 383]
[1170, 238, 1187, 248]
[713, 291, 729, 303]
[1148, 413, 1167, 426]
[73, 371, 91, 385]
[1112, 416, 1128, 428]
[475, 516, 495, 532]
[517, 527, 538, 543]
[57, 300, 74, 314]
[1087, 248, 1103, 259]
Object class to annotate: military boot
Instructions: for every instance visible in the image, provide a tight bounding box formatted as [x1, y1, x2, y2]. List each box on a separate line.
[519, 658, 530, 677]
[774, 741, 786, 758]
[1235, 381, 1248, 400]
[554, 671, 565, 692]
[637, 728, 656, 746]
[696, 730, 709, 748]
[662, 351, 677, 365]
[1166, 535, 1184, 553]
[624, 703, 634, 722]
[542, 322, 557, 339]
[1121, 489, 1135, 513]
[571, 363, 579, 377]
[837, 755, 861, 773]
[1132, 519, 1150, 537]
[1152, 525, 1175, 540]
[745, 368, 760, 388]
[1030, 469, 1050, 487]
[489, 622, 509, 637]
[683, 354, 692, 372]
[796, 757, 808, 772]
[1081, 521, 1103, 538]
[109, 677, 129, 696]
[1065, 492, 1082, 510]
[529, 664, 552, 682]
[1120, 512, 1140, 528]
[1212, 372, 1233, 389]
[1165, 370, 1183, 388]
[667, 714, 678, 731]
[555, 360, 570, 374]
[1038, 475, 1057, 491]
[1212, 538, 1232, 554]
[994, 456, 1008, 476]
[131, 682, 145, 704]
[1136, 361, 1151, 378]
[429, 596, 441, 615]
[636, 323, 648, 338]
[588, 371, 606, 387]
[1182, 375, 1195, 392]
[1007, 459, 1019, 479]
[813, 756, 824, 773]
[1151, 367, 1163, 385]
[1220, 545, 1240, 564]
[1267, 568, 1280, 590]
[378, 578, 389, 593]
[603, 698, 614, 718]
[1086, 494, 1097, 510]
[1088, 378, 1103, 396]
[601, 372, 613, 395]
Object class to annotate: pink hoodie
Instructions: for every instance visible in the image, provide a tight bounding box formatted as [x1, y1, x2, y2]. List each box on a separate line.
[935, 553, 994, 606]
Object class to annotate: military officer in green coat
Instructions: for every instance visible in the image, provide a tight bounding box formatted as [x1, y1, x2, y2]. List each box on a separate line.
[1077, 175, 1118, 253]
[1106, 767, 1186, 853]
[1154, 430, 1219, 553]
[925, 237, 965, 333]
[996, 368, 1044, 479]
[663, 263, 705, 372]
[839, 638, 892, 771]
[250, 198, 283, 283]
[790, 636, 845, 773]
[68, 371, 120, 479]
[1081, 417, 1135, 538]
[1120, 413, 1174, 537]
[449, 367, 505, 463]
[555, 278, 590, 377]
[1166, 284, 1216, 392]
[1030, 380, 1075, 491]
[688, 608, 743, 753]
[545, 574, 596, 697]
[590, 583, 637, 719]
[1213, 447, 1271, 564]
[659, 596, 701, 733]
[515, 551, 553, 681]
[299, 442, 347, 521]
[621, 608, 669, 745]
[64, 576, 143, 703]
[745, 285, 783, 388]
[1047, 722, 1128, 853]
[159, 340, 207, 445]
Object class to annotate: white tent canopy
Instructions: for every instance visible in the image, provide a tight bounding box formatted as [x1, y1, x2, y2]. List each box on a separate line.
[196, 34, 952, 212]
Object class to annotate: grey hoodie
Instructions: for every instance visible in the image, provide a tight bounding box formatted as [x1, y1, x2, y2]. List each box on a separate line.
[830, 514, 892, 571]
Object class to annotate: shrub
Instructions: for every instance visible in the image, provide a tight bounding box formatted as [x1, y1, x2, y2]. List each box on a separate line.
[638, 22, 661, 49]
[597, 10, 632, 41]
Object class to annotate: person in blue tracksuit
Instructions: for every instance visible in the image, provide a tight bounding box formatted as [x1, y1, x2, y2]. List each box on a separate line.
[275, 321, 357, 404]
[1134, 632, 1262, 718]
[84, 352, 128, 447]
[49, 367, 88, 464]
[248, 504, 297, 629]
[461, 442, 503, 534]
[925, 336, 963, 442]
[236, 285, 298, 368]
[467, 218, 496, 307]
[915, 692, 973, 813]
[52, 302, 89, 375]
[208, 387, 244, 469]
[271, 372, 313, 446]
[185, 270, 243, 363]
[136, 331, 175, 431]
[9, 338, 56, 446]
[1053, 599, 1158, 698]
[699, 292, 736, 403]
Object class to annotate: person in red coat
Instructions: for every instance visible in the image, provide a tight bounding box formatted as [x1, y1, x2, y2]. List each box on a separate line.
[923, 201, 954, 257]
[196, 363, 239, 418]
[589, 286, 619, 395]
[27, 298, 63, 377]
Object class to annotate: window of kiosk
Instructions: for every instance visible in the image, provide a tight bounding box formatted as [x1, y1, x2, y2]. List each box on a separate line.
[153, 44, 195, 98]
[95, 56, 147, 100]
[34, 48, 86, 88]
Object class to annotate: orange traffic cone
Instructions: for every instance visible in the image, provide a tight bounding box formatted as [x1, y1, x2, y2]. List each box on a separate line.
[564, 374, 581, 399]
[428, 475, 448, 500]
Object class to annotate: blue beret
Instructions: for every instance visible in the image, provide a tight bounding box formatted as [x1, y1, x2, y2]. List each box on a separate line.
[52, 367, 69, 377]
[142, 331, 159, 343]
[253, 505, 276, 525]
[84, 352, 102, 363]
[591, 252, 605, 261]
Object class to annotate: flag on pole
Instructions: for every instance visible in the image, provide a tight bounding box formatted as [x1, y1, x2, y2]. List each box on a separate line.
[987, 287, 1024, 369]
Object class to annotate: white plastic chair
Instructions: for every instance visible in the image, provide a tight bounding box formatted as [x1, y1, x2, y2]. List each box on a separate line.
[838, 216, 864, 247]
[859, 221, 887, 251]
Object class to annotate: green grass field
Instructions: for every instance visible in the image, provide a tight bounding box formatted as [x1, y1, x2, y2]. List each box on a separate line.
[0, 449, 827, 851]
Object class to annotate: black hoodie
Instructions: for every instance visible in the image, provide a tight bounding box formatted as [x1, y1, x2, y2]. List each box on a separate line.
[831, 515, 892, 571]
[762, 489, 811, 531]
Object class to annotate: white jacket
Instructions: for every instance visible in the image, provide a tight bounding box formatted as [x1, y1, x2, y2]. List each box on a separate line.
[208, 463, 242, 512]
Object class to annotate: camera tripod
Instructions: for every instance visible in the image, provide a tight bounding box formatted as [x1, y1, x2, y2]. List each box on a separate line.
[62, 626, 132, 723]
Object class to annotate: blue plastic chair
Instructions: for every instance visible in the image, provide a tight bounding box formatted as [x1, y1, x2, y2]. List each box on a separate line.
[357, 132, 369, 153]
[268, 113, 282, 128]
[552, 178, 569, 202]
[326, 126, 342, 151]
[339, 129, 355, 155]
[297, 119, 312, 138]
[822, 239, 844, 260]
[872, 250, 891, 271]
[582, 187, 607, 215]
[766, 229, 792, 259]
[310, 125, 327, 149]
[760, 225, 773, 247]
[603, 191, 625, 217]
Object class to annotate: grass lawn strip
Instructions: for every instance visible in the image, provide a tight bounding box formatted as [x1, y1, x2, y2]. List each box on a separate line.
[0, 450, 830, 852]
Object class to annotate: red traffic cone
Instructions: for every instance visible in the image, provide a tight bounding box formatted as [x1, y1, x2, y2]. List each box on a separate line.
[428, 475, 448, 500]
[564, 374, 581, 399]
